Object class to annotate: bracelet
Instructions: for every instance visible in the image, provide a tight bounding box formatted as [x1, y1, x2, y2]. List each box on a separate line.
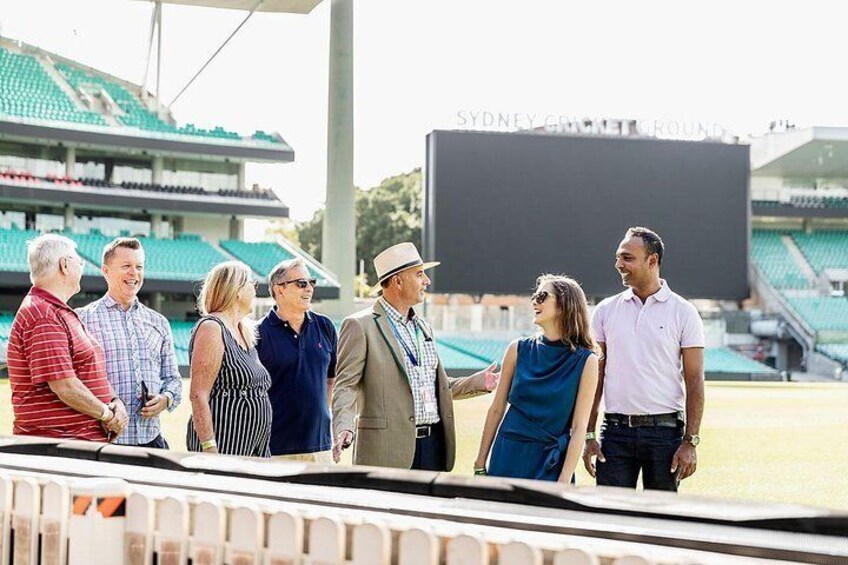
[473, 467, 487, 476]
[98, 404, 113, 422]
[200, 438, 217, 451]
[585, 432, 596, 441]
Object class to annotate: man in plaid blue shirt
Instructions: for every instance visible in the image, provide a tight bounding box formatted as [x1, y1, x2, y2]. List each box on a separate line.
[77, 237, 182, 448]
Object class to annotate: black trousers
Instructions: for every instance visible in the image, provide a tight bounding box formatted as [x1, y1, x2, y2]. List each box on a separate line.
[411, 424, 446, 471]
[595, 421, 682, 491]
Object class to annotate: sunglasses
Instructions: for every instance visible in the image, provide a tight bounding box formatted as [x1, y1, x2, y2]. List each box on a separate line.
[531, 290, 550, 305]
[278, 278, 318, 289]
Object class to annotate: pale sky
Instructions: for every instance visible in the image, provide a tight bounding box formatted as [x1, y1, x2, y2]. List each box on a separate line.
[2, 0, 848, 221]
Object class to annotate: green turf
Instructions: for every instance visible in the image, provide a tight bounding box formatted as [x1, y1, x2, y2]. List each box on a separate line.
[1, 381, 846, 510]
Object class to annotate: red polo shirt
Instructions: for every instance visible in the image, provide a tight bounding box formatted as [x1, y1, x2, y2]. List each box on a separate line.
[7, 287, 111, 441]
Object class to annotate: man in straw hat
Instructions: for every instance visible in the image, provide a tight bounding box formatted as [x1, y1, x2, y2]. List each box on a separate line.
[332, 242, 499, 470]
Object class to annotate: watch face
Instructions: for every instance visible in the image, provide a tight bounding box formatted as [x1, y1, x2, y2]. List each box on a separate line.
[689, 435, 700, 446]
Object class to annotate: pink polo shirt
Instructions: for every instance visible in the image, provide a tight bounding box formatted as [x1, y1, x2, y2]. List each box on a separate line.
[591, 280, 704, 415]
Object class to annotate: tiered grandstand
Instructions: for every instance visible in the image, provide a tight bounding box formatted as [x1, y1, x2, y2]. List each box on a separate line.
[0, 36, 340, 373]
[3, 33, 848, 381]
[748, 126, 848, 379]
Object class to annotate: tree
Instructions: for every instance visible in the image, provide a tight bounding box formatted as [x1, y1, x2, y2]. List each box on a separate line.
[295, 168, 423, 285]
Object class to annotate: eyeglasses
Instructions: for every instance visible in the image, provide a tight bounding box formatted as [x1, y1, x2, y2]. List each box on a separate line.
[531, 290, 550, 305]
[277, 278, 317, 289]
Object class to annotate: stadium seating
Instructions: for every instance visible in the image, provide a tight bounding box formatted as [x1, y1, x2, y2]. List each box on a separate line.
[439, 336, 512, 365]
[0, 225, 35, 273]
[703, 347, 777, 374]
[750, 229, 810, 289]
[118, 181, 206, 196]
[68, 231, 229, 281]
[791, 231, 848, 275]
[0, 312, 14, 338]
[0, 45, 282, 144]
[434, 342, 490, 370]
[0, 47, 106, 126]
[219, 240, 333, 286]
[785, 296, 848, 332]
[217, 188, 278, 201]
[789, 194, 848, 209]
[56, 63, 274, 144]
[0, 170, 278, 202]
[167, 320, 194, 366]
[816, 343, 848, 364]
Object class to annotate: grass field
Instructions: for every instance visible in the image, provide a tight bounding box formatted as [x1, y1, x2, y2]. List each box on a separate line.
[2, 381, 846, 510]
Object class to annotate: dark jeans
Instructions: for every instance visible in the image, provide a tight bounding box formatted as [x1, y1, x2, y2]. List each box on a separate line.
[412, 424, 446, 471]
[139, 434, 170, 449]
[595, 420, 682, 491]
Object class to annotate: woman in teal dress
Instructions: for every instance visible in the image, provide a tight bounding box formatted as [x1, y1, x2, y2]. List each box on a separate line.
[475, 275, 599, 482]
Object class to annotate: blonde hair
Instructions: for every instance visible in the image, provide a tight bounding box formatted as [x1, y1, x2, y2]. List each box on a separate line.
[536, 274, 598, 353]
[198, 261, 257, 347]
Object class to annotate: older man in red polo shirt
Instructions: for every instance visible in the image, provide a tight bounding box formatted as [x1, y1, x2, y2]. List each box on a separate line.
[7, 234, 128, 441]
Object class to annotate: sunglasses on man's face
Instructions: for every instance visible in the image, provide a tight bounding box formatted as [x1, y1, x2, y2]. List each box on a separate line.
[279, 278, 318, 289]
[531, 290, 550, 305]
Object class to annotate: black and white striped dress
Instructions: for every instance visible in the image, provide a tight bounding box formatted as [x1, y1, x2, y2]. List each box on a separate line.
[186, 316, 272, 457]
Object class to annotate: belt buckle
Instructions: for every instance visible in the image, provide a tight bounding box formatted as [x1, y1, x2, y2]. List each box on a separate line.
[416, 425, 430, 439]
[627, 415, 634, 427]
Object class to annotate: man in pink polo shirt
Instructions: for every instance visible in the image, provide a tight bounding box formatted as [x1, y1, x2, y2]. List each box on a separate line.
[7, 234, 128, 441]
[583, 227, 704, 492]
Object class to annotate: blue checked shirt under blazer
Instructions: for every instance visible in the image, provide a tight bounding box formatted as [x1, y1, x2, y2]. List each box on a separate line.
[77, 295, 182, 445]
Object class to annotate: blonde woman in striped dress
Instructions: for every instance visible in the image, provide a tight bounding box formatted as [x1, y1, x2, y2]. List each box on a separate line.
[187, 261, 272, 457]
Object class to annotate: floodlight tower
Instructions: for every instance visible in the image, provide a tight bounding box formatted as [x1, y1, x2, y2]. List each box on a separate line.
[320, 0, 355, 316]
[128, 0, 356, 314]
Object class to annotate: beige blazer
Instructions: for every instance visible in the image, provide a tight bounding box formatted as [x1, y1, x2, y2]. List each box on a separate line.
[332, 301, 487, 470]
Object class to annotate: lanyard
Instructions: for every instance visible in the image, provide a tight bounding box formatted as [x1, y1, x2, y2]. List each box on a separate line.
[387, 316, 424, 367]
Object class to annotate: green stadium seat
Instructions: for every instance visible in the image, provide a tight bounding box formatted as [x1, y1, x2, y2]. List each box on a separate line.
[219, 240, 337, 288]
[785, 296, 848, 332]
[791, 231, 848, 275]
[0, 45, 281, 144]
[66, 231, 231, 281]
[0, 227, 99, 276]
[816, 343, 848, 364]
[751, 230, 809, 289]
[0, 47, 106, 126]
[703, 347, 777, 374]
[438, 336, 513, 365]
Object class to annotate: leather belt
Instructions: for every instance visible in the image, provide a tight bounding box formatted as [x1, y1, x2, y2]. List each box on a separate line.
[605, 412, 681, 428]
[415, 425, 432, 439]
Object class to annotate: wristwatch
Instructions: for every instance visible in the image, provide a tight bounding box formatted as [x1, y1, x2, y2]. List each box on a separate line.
[585, 432, 596, 441]
[684, 434, 700, 447]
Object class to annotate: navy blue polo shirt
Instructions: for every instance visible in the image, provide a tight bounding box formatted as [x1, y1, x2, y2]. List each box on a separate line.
[256, 308, 338, 455]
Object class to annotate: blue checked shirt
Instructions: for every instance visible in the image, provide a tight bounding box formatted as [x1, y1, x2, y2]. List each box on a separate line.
[77, 295, 182, 445]
[380, 298, 440, 425]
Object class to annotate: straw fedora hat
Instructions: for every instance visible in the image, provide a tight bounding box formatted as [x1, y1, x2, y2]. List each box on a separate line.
[371, 242, 440, 296]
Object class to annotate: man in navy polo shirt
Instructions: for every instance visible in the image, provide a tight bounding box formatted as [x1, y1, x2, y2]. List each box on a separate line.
[257, 258, 338, 462]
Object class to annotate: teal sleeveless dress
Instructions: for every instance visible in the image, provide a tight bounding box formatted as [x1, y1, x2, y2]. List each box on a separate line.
[488, 336, 591, 481]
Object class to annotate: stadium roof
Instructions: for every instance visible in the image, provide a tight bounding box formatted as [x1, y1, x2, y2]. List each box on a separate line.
[750, 127, 848, 178]
[127, 0, 322, 14]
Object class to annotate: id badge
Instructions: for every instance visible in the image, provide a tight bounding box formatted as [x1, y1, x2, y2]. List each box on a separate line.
[422, 386, 438, 415]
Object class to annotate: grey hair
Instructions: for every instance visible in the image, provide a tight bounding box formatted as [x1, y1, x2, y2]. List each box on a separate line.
[27, 233, 78, 284]
[267, 258, 307, 297]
